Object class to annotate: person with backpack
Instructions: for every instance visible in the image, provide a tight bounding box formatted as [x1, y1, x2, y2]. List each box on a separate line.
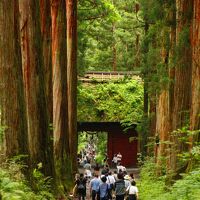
[114, 173, 126, 200]
[126, 181, 139, 200]
[90, 174, 101, 200]
[76, 173, 87, 200]
[106, 171, 115, 199]
[99, 176, 109, 200]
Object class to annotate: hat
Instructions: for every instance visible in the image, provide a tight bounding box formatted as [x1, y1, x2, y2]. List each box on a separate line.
[124, 175, 130, 180]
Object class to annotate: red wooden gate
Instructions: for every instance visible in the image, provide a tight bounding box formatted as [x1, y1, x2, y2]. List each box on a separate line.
[107, 129, 138, 167]
[78, 122, 138, 167]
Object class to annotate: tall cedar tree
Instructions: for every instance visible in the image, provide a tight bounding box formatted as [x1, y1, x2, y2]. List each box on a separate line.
[190, 0, 200, 144]
[19, 0, 53, 177]
[0, 0, 28, 158]
[40, 0, 53, 124]
[169, 0, 193, 173]
[51, 0, 73, 195]
[67, 0, 78, 174]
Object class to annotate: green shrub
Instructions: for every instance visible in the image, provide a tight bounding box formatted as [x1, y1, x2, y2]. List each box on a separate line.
[138, 157, 200, 200]
[0, 159, 55, 200]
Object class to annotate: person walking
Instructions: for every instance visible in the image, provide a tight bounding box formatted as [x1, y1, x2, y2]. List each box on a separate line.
[90, 174, 101, 200]
[106, 171, 116, 199]
[117, 152, 122, 164]
[126, 181, 139, 200]
[99, 176, 109, 200]
[114, 173, 125, 200]
[112, 154, 118, 168]
[76, 173, 87, 200]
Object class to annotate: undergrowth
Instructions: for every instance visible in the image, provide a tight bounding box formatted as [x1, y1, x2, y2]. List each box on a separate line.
[138, 157, 200, 200]
[0, 157, 55, 200]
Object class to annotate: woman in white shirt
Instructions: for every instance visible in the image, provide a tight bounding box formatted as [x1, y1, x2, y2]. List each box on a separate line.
[126, 180, 139, 200]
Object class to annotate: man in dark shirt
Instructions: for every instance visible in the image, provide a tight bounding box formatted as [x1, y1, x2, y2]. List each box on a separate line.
[114, 173, 125, 200]
[76, 173, 87, 200]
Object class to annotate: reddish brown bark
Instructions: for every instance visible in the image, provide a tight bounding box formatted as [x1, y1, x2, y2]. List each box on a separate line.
[51, 0, 73, 193]
[66, 0, 78, 173]
[155, 34, 171, 171]
[173, 1, 193, 128]
[170, 0, 193, 172]
[156, 90, 170, 164]
[19, 0, 53, 176]
[147, 97, 156, 156]
[0, 0, 28, 158]
[190, 0, 200, 142]
[40, 0, 53, 123]
[167, 4, 176, 172]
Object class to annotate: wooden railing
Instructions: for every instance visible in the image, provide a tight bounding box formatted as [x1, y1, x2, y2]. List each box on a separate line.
[78, 71, 141, 82]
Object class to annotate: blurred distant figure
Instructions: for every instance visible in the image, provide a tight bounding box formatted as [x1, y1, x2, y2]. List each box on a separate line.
[117, 163, 126, 174]
[117, 152, 122, 164]
[94, 163, 101, 176]
[84, 160, 91, 170]
[112, 154, 118, 168]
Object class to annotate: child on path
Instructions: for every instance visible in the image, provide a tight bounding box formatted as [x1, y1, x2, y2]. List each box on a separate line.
[126, 181, 139, 200]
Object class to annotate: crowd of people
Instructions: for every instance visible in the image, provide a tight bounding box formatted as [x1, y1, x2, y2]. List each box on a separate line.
[71, 154, 139, 200]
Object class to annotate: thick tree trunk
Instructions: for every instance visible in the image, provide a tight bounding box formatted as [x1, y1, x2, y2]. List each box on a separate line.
[190, 0, 200, 142]
[170, 0, 193, 173]
[40, 0, 53, 124]
[19, 0, 53, 177]
[147, 97, 156, 157]
[156, 90, 170, 166]
[67, 0, 78, 174]
[51, 0, 73, 194]
[0, 0, 28, 158]
[156, 34, 170, 171]
[141, 22, 149, 156]
[167, 5, 176, 174]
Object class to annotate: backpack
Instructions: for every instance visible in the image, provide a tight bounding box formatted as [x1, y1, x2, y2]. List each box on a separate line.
[77, 180, 85, 190]
[100, 183, 109, 200]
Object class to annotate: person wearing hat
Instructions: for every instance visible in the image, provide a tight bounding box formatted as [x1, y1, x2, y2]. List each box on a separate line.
[124, 175, 131, 190]
[124, 175, 131, 200]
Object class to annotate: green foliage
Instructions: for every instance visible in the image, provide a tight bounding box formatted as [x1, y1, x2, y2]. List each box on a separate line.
[95, 132, 107, 164]
[138, 157, 200, 200]
[78, 132, 107, 165]
[77, 79, 143, 125]
[138, 157, 166, 199]
[32, 163, 53, 196]
[78, 132, 88, 153]
[0, 159, 55, 200]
